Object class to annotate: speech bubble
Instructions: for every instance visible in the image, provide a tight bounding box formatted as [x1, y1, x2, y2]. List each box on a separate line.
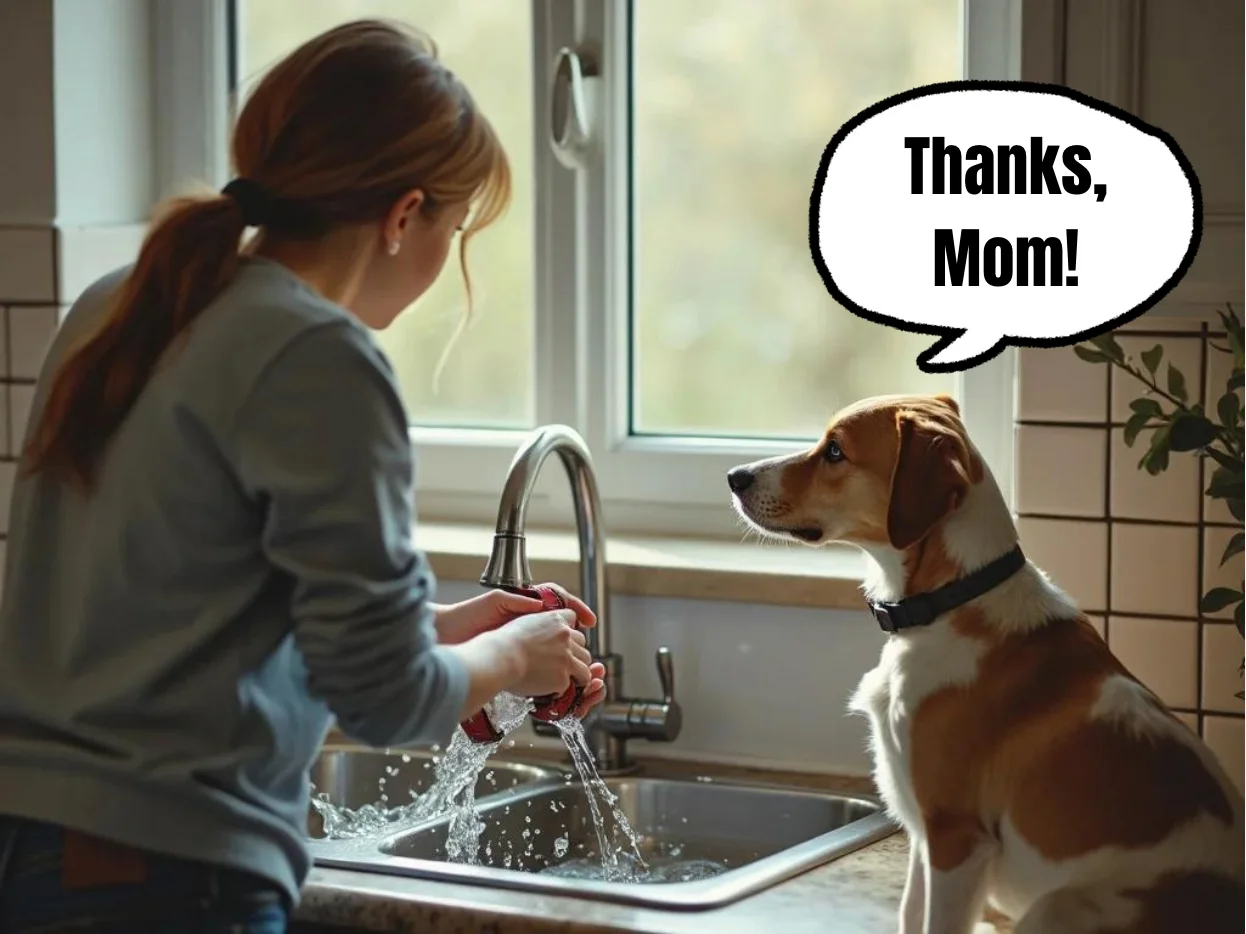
[809, 80, 1202, 373]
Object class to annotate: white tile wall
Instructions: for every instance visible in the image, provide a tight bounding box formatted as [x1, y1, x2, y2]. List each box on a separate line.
[0, 460, 15, 535]
[0, 228, 57, 303]
[1017, 322, 1245, 789]
[8, 383, 33, 455]
[7, 305, 58, 380]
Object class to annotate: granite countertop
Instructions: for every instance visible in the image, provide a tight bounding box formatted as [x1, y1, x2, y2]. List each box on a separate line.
[294, 753, 1014, 934]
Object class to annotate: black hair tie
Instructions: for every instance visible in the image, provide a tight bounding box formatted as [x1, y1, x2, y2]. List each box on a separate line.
[221, 178, 273, 227]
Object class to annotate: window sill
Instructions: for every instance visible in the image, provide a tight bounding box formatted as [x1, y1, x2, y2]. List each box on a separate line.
[418, 521, 871, 611]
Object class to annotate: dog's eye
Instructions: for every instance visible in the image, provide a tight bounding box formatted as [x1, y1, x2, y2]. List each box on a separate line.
[823, 440, 844, 463]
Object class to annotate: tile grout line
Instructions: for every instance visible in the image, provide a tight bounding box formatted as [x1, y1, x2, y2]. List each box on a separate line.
[1016, 512, 1205, 529]
[4, 305, 11, 461]
[1103, 348, 1113, 647]
[1195, 322, 1209, 736]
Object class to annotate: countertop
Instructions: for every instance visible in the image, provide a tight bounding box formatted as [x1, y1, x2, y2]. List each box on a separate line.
[293, 754, 1012, 934]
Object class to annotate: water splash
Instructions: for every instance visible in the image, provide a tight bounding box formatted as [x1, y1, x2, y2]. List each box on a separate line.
[551, 717, 649, 882]
[311, 694, 533, 844]
[310, 697, 728, 886]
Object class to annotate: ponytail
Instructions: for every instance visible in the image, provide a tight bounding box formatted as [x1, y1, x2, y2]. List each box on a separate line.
[25, 19, 513, 492]
[23, 194, 247, 490]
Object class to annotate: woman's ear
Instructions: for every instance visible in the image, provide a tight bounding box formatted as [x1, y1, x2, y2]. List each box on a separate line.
[383, 187, 428, 244]
[885, 410, 975, 550]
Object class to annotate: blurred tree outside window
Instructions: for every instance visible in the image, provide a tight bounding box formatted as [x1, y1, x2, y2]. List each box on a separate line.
[239, 0, 960, 442]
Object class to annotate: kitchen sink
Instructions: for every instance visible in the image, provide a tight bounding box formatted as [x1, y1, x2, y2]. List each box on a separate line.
[306, 745, 566, 838]
[308, 770, 896, 910]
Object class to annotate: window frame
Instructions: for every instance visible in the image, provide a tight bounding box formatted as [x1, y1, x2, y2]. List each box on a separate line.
[156, 0, 1020, 539]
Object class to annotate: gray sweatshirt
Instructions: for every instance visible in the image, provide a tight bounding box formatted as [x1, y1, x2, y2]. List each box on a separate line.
[0, 257, 469, 904]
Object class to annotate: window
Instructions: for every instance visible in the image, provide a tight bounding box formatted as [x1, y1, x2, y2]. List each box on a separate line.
[237, 1, 537, 431]
[630, 1, 959, 440]
[166, 0, 1018, 537]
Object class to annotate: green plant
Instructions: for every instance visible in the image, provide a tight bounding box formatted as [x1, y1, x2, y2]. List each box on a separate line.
[1075, 304, 1244, 695]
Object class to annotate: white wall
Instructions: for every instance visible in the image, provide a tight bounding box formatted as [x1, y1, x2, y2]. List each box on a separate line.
[434, 578, 888, 773]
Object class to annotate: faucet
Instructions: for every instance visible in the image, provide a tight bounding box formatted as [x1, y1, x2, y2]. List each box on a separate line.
[480, 424, 682, 775]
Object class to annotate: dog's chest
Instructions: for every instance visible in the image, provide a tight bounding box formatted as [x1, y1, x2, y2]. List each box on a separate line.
[851, 633, 984, 834]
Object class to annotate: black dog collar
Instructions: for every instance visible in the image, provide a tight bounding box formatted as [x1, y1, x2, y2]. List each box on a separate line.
[867, 545, 1026, 633]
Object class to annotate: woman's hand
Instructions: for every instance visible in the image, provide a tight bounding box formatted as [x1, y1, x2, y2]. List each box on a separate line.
[498, 610, 593, 697]
[575, 661, 608, 718]
[438, 584, 607, 717]
[434, 584, 597, 646]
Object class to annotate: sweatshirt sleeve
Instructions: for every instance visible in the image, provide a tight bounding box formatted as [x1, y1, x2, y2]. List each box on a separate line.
[230, 320, 469, 748]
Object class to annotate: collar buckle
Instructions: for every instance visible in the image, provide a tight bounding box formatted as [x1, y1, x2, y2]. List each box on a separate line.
[868, 597, 936, 633]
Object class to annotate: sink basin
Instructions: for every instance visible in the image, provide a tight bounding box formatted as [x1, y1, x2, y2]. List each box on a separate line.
[306, 745, 566, 838]
[310, 774, 896, 909]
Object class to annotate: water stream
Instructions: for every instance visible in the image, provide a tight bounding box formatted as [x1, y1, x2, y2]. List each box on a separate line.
[310, 695, 727, 884]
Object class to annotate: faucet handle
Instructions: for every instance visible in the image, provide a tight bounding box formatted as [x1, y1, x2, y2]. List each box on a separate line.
[656, 647, 675, 704]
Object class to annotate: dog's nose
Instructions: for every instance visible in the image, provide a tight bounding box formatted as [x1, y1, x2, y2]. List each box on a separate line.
[727, 467, 754, 493]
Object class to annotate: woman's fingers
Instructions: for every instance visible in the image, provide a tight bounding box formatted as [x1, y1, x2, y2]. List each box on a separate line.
[571, 658, 592, 686]
[540, 583, 597, 628]
[492, 590, 546, 616]
[573, 681, 607, 719]
[570, 642, 592, 669]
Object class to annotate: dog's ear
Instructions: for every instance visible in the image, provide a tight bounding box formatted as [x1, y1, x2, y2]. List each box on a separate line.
[886, 410, 975, 550]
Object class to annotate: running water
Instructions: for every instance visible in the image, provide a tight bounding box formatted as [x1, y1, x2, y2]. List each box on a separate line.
[311, 693, 533, 843]
[310, 697, 728, 884]
[548, 716, 648, 882]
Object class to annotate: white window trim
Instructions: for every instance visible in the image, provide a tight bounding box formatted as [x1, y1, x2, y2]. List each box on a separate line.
[154, 0, 1021, 540]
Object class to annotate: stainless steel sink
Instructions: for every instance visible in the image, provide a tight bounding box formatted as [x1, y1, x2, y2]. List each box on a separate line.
[308, 770, 896, 910]
[306, 745, 566, 839]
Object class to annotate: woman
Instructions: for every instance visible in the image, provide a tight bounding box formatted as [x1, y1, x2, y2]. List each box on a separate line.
[0, 20, 606, 933]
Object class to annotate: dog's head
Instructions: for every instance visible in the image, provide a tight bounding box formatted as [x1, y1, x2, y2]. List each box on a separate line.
[728, 394, 983, 551]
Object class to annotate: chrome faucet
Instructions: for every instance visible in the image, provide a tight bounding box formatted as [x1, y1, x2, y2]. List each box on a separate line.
[480, 424, 681, 774]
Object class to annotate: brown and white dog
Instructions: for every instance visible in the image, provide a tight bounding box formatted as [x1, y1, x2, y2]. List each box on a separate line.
[728, 394, 1244, 934]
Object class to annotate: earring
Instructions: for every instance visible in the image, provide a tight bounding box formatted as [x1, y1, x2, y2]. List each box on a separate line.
[387, 239, 400, 256]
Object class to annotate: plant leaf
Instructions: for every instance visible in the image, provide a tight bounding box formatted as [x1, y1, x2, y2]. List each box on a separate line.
[1217, 304, 1239, 336]
[1237, 601, 1244, 637]
[1210, 341, 1233, 354]
[1123, 411, 1151, 447]
[1074, 345, 1109, 364]
[1206, 446, 1240, 471]
[1230, 497, 1245, 521]
[1129, 398, 1164, 419]
[1139, 424, 1171, 475]
[1221, 533, 1244, 567]
[1219, 391, 1243, 429]
[1206, 468, 1245, 499]
[1140, 344, 1163, 374]
[1231, 370, 1244, 392]
[1169, 414, 1216, 452]
[1088, 333, 1125, 362]
[1166, 363, 1189, 404]
[1200, 587, 1242, 613]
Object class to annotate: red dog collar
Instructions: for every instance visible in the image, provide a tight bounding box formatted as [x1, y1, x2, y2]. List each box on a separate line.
[459, 585, 587, 744]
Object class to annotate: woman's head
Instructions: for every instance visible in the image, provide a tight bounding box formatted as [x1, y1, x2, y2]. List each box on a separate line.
[26, 19, 510, 489]
[231, 19, 510, 325]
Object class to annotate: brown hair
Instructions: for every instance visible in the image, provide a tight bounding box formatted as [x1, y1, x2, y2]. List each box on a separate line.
[24, 19, 511, 490]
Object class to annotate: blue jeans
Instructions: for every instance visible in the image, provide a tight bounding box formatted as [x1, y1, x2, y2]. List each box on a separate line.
[0, 815, 289, 933]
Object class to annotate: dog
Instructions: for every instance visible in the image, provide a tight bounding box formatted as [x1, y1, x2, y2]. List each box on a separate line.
[728, 394, 1244, 934]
